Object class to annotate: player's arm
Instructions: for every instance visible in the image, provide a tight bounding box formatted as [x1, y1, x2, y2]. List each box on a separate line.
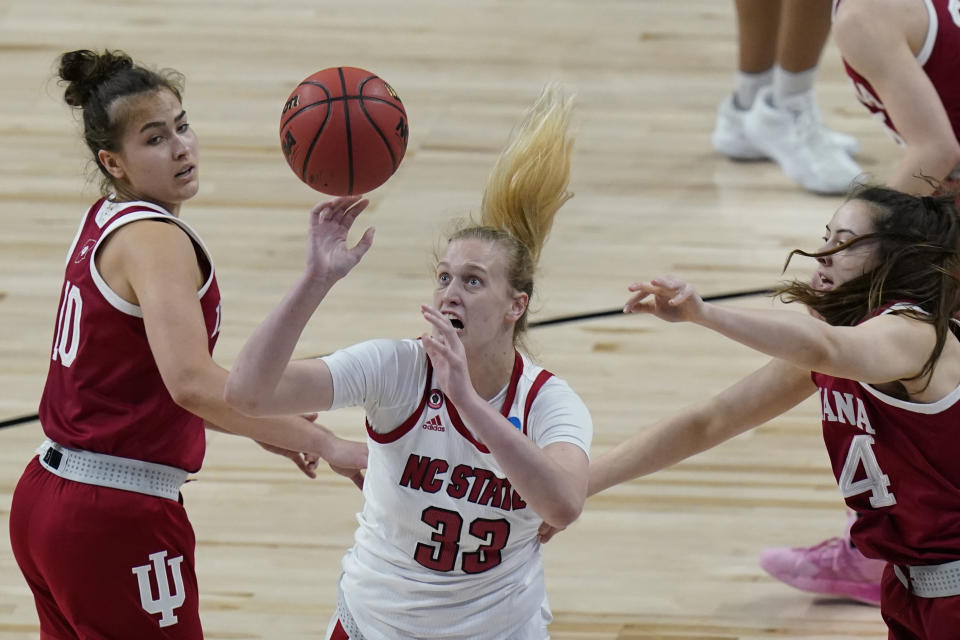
[104, 219, 366, 470]
[447, 396, 589, 528]
[224, 196, 373, 417]
[590, 357, 815, 495]
[834, 0, 960, 193]
[627, 276, 936, 385]
[693, 305, 934, 385]
[222, 273, 339, 417]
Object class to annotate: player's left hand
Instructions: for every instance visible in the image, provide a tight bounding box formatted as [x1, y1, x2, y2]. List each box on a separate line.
[623, 275, 704, 323]
[420, 304, 474, 405]
[329, 463, 365, 490]
[256, 440, 321, 479]
[537, 520, 566, 543]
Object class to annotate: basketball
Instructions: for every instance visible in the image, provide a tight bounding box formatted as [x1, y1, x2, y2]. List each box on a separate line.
[279, 66, 408, 195]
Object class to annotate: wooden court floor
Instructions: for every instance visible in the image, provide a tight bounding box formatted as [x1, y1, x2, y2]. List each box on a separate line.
[1, 1, 896, 637]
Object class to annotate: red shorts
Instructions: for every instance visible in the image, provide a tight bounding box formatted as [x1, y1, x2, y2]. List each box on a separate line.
[9, 457, 202, 639]
[881, 563, 960, 640]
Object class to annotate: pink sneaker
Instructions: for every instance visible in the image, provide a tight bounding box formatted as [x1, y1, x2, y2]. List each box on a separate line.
[758, 537, 885, 606]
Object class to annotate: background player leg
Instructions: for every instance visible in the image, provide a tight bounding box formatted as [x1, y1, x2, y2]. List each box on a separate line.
[712, 0, 780, 160]
[714, 0, 862, 194]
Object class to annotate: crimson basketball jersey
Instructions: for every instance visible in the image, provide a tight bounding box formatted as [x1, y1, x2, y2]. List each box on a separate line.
[814, 304, 960, 564]
[835, 0, 960, 145]
[38, 198, 220, 472]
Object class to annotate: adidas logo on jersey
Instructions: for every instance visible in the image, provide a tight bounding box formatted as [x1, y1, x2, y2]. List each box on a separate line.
[422, 415, 445, 432]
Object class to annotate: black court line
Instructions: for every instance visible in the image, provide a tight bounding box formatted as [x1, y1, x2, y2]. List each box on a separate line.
[529, 287, 774, 328]
[0, 414, 39, 429]
[0, 286, 773, 431]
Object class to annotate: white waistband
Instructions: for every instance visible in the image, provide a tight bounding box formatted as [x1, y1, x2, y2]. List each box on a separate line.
[894, 559, 960, 598]
[36, 438, 188, 501]
[335, 586, 366, 640]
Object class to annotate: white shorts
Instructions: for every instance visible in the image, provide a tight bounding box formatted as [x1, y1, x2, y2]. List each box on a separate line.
[324, 591, 551, 640]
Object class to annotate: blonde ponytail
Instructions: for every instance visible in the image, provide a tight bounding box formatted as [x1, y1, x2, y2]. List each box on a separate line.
[448, 84, 575, 345]
[480, 83, 574, 264]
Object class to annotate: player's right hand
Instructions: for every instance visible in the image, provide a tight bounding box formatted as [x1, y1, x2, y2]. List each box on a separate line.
[306, 196, 374, 282]
[623, 275, 705, 323]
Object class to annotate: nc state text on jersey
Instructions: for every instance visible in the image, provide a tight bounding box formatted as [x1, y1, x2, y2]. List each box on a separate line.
[399, 454, 527, 511]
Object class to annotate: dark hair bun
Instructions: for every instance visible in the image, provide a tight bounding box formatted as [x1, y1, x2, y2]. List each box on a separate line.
[59, 49, 134, 107]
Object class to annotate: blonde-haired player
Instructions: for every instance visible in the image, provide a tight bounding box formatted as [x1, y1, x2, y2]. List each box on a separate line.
[224, 84, 592, 639]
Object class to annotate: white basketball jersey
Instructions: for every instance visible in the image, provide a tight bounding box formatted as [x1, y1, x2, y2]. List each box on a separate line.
[339, 348, 567, 639]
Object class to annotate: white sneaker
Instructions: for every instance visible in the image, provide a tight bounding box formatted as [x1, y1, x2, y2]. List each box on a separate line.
[712, 92, 860, 161]
[712, 94, 768, 160]
[744, 87, 863, 195]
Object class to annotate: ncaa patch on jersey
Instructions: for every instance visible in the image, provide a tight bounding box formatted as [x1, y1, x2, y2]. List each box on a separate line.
[508, 416, 522, 430]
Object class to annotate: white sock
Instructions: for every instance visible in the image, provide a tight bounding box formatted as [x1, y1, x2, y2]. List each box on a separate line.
[772, 66, 817, 108]
[733, 68, 773, 110]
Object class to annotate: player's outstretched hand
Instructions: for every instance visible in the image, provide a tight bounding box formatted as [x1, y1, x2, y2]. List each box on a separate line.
[623, 275, 705, 323]
[306, 195, 375, 283]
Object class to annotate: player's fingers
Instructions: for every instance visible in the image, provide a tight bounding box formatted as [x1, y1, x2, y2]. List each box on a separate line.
[419, 333, 446, 362]
[650, 274, 685, 293]
[421, 305, 457, 338]
[312, 200, 338, 223]
[537, 521, 565, 543]
[669, 286, 693, 306]
[627, 281, 655, 293]
[351, 227, 376, 259]
[421, 333, 450, 356]
[349, 471, 365, 490]
[291, 452, 316, 478]
[623, 291, 650, 312]
[331, 195, 365, 223]
[625, 300, 657, 315]
[343, 198, 370, 225]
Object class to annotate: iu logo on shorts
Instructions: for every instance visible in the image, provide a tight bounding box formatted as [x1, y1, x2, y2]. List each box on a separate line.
[132, 550, 186, 627]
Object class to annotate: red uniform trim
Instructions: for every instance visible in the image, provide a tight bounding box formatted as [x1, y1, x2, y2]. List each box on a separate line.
[521, 370, 554, 436]
[447, 351, 524, 452]
[329, 620, 350, 640]
[366, 358, 434, 444]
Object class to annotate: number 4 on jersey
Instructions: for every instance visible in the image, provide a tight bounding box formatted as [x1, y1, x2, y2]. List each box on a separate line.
[838, 434, 896, 508]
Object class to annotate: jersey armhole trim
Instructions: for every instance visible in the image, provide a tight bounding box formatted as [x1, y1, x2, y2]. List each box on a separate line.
[446, 350, 525, 453]
[64, 199, 103, 267]
[857, 378, 960, 414]
[89, 209, 216, 317]
[521, 370, 554, 436]
[856, 302, 960, 413]
[917, 0, 938, 66]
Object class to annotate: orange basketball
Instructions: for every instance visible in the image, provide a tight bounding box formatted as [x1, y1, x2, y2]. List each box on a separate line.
[279, 66, 408, 195]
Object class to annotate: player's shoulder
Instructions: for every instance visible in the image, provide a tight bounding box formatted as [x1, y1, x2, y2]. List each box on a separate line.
[836, 0, 921, 41]
[337, 336, 424, 365]
[105, 217, 195, 263]
[526, 369, 588, 412]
